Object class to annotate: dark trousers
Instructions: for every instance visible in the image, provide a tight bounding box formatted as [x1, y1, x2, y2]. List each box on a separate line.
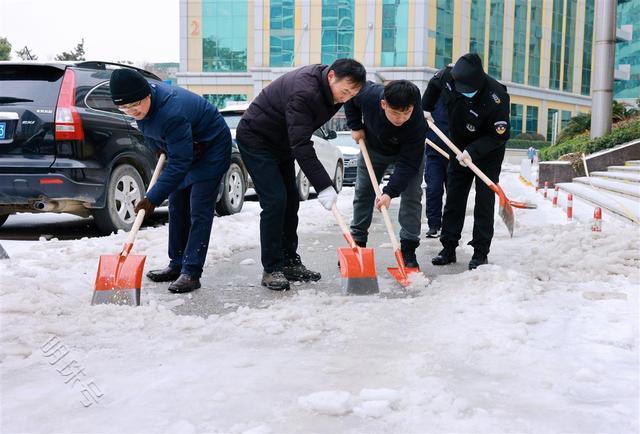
[440, 148, 505, 256]
[168, 176, 223, 278]
[424, 153, 448, 230]
[236, 139, 299, 273]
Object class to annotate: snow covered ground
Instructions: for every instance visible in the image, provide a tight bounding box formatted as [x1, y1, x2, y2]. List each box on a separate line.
[1, 168, 638, 433]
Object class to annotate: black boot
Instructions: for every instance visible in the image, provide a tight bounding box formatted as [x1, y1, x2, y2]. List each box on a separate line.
[283, 254, 321, 282]
[261, 271, 290, 291]
[168, 274, 201, 293]
[400, 239, 420, 268]
[432, 247, 456, 265]
[146, 266, 181, 282]
[468, 253, 488, 270]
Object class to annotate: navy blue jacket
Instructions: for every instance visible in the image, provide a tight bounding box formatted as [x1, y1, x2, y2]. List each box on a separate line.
[344, 81, 426, 198]
[425, 99, 451, 158]
[137, 83, 232, 205]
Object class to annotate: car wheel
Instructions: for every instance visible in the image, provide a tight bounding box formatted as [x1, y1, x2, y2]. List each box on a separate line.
[333, 161, 344, 193]
[216, 161, 246, 215]
[0, 214, 8, 228]
[93, 164, 144, 234]
[297, 170, 310, 201]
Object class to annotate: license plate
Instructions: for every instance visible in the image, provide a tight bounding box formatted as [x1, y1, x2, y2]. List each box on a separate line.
[0, 122, 5, 140]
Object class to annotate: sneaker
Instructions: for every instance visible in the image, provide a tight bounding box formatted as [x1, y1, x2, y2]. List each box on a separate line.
[168, 274, 201, 293]
[261, 271, 290, 291]
[432, 247, 456, 266]
[468, 254, 488, 270]
[400, 239, 420, 269]
[425, 227, 440, 238]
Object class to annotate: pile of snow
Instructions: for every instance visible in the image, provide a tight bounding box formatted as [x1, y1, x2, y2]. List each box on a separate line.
[0, 171, 638, 433]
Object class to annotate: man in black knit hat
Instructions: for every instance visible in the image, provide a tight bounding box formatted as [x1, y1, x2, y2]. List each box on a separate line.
[110, 68, 231, 293]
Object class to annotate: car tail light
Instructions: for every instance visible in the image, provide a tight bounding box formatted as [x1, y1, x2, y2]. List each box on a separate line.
[55, 69, 84, 141]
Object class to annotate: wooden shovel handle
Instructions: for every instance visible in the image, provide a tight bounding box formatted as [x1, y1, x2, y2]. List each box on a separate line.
[426, 120, 496, 189]
[331, 203, 358, 250]
[358, 139, 401, 252]
[122, 153, 167, 254]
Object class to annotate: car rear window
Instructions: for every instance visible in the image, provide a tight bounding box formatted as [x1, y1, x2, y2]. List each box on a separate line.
[221, 112, 243, 129]
[0, 65, 65, 106]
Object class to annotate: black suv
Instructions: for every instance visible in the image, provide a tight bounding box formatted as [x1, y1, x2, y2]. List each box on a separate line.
[0, 61, 247, 234]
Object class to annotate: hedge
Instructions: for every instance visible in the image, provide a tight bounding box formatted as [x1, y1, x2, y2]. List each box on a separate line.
[539, 117, 640, 161]
[506, 139, 549, 150]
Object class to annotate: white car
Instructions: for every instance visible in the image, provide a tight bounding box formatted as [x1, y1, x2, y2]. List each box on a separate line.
[219, 102, 344, 200]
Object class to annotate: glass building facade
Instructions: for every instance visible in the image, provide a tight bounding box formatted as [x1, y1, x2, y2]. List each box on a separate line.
[615, 0, 640, 102]
[270, 0, 295, 67]
[202, 0, 248, 72]
[511, 103, 523, 136]
[321, 0, 355, 64]
[381, 0, 408, 67]
[182, 0, 596, 131]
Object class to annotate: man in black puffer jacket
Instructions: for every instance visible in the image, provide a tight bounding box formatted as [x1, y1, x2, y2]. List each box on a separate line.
[236, 59, 366, 291]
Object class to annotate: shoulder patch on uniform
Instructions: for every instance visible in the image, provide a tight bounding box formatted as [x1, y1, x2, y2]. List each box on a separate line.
[494, 120, 508, 135]
[491, 93, 501, 104]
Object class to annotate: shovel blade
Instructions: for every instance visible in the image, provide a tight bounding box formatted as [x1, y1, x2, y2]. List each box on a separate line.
[0, 243, 9, 260]
[509, 200, 537, 209]
[490, 183, 515, 237]
[92, 254, 146, 306]
[338, 246, 379, 295]
[387, 266, 421, 287]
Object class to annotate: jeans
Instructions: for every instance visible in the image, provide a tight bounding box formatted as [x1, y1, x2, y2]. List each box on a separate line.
[168, 176, 223, 278]
[424, 153, 448, 230]
[350, 147, 424, 244]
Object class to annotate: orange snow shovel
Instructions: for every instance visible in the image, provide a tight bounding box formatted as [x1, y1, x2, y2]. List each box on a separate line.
[426, 120, 515, 236]
[358, 139, 421, 287]
[425, 138, 537, 210]
[331, 203, 379, 295]
[92, 154, 166, 306]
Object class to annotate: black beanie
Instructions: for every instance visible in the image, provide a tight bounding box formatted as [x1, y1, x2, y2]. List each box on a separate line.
[451, 53, 486, 93]
[110, 69, 151, 105]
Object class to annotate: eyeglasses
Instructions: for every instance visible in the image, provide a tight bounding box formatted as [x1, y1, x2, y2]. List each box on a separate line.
[117, 100, 143, 111]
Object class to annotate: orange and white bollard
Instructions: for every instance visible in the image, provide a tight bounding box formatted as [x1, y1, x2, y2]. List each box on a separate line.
[552, 186, 559, 207]
[567, 194, 573, 221]
[544, 181, 548, 199]
[592, 207, 602, 232]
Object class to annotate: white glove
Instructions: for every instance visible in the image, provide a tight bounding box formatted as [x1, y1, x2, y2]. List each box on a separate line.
[423, 111, 434, 123]
[317, 186, 338, 210]
[456, 150, 472, 167]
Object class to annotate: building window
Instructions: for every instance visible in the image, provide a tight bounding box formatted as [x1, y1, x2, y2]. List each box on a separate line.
[270, 0, 295, 67]
[561, 110, 572, 129]
[511, 103, 523, 136]
[582, 0, 594, 95]
[549, 0, 564, 90]
[512, 0, 527, 83]
[435, 0, 454, 68]
[526, 106, 539, 134]
[469, 0, 486, 62]
[203, 94, 247, 109]
[321, 0, 355, 64]
[381, 0, 409, 67]
[202, 0, 248, 72]
[528, 1, 543, 87]
[488, 0, 504, 79]
[547, 108, 558, 142]
[562, 0, 577, 92]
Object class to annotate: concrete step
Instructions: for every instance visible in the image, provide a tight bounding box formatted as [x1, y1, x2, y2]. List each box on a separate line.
[590, 171, 640, 183]
[557, 182, 640, 224]
[573, 177, 640, 199]
[608, 165, 640, 173]
[626, 160, 640, 166]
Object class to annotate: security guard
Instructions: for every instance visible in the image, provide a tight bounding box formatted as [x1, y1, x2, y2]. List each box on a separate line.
[110, 68, 231, 293]
[421, 53, 510, 270]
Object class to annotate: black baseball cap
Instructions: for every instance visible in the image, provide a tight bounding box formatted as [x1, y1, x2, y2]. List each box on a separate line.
[451, 53, 486, 93]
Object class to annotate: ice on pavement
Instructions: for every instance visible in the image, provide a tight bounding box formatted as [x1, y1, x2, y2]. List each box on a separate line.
[0, 170, 638, 433]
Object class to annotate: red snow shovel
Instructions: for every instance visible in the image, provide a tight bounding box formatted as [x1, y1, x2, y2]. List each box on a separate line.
[358, 139, 421, 287]
[426, 120, 515, 237]
[92, 154, 166, 306]
[425, 138, 537, 210]
[331, 203, 379, 295]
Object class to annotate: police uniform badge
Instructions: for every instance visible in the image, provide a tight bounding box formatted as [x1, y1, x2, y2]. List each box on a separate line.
[491, 93, 501, 104]
[494, 120, 508, 135]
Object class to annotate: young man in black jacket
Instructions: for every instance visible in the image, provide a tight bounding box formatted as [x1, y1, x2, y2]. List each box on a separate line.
[236, 59, 366, 291]
[422, 53, 510, 270]
[344, 80, 426, 268]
